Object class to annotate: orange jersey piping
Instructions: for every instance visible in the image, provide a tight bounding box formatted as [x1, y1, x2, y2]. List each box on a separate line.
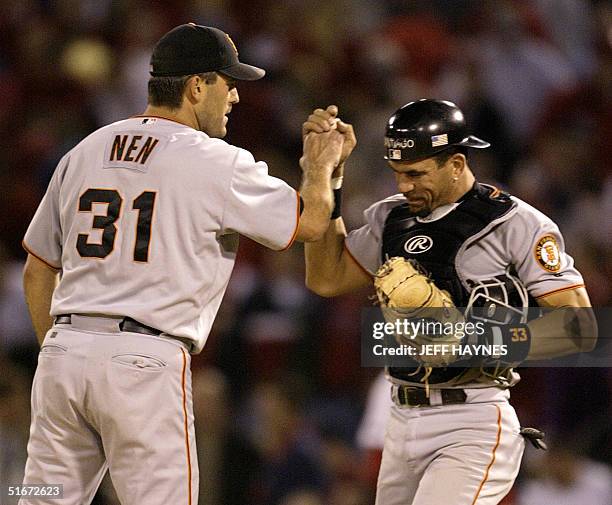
[280, 190, 301, 251]
[535, 283, 586, 299]
[343, 241, 374, 278]
[22, 241, 61, 270]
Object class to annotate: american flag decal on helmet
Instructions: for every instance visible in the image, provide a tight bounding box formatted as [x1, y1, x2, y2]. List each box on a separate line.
[431, 134, 448, 147]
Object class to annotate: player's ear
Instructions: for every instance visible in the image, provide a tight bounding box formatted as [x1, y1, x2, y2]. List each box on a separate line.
[450, 153, 466, 177]
[185, 75, 204, 104]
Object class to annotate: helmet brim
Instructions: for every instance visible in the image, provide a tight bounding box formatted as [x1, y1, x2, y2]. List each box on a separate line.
[457, 135, 490, 149]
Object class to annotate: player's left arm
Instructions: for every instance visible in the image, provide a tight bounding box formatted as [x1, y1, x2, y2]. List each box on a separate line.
[504, 205, 597, 361]
[525, 286, 597, 360]
[23, 254, 60, 345]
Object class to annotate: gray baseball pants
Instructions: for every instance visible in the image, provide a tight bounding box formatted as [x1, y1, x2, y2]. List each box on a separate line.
[20, 315, 198, 505]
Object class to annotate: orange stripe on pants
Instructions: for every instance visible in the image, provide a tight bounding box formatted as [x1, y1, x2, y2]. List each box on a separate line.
[180, 348, 192, 505]
[471, 405, 502, 505]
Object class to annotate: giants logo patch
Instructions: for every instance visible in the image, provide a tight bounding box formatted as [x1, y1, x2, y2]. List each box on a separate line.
[535, 235, 561, 272]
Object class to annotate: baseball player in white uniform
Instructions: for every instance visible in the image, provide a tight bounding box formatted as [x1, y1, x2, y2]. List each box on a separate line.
[302, 100, 597, 504]
[20, 24, 346, 505]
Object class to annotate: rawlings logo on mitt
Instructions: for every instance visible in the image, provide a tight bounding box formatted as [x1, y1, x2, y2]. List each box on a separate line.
[374, 256, 465, 367]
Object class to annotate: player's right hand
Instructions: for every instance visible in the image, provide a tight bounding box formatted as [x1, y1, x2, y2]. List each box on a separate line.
[302, 105, 356, 170]
[300, 128, 345, 174]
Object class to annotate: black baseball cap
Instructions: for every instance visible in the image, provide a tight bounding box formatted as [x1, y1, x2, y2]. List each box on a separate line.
[150, 23, 265, 80]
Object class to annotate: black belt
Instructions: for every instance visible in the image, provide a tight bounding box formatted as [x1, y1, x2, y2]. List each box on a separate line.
[55, 315, 162, 337]
[396, 386, 467, 407]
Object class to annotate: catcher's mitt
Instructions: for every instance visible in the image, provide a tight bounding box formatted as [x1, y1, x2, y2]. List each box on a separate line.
[374, 257, 465, 367]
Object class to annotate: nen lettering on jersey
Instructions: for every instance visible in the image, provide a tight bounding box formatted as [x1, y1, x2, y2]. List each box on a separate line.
[103, 131, 164, 172]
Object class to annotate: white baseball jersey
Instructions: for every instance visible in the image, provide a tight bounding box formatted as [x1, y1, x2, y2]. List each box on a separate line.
[23, 116, 300, 353]
[345, 188, 584, 389]
[346, 191, 584, 298]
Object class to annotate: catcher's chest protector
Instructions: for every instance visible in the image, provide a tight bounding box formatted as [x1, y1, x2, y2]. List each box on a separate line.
[382, 183, 515, 306]
[382, 183, 516, 384]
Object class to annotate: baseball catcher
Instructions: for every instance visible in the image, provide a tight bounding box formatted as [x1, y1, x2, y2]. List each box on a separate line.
[302, 99, 596, 505]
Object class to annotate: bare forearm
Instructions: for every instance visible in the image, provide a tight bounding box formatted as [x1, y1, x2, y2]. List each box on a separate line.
[295, 129, 344, 242]
[527, 306, 597, 360]
[305, 217, 347, 290]
[297, 167, 334, 241]
[23, 255, 59, 345]
[526, 287, 596, 360]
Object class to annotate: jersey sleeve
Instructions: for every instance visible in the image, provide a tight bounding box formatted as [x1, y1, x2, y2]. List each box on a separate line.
[508, 201, 584, 298]
[345, 196, 403, 275]
[22, 155, 69, 269]
[221, 148, 300, 250]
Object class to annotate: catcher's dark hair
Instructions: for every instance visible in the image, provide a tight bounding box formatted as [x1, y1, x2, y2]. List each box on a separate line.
[147, 72, 218, 109]
[434, 146, 468, 167]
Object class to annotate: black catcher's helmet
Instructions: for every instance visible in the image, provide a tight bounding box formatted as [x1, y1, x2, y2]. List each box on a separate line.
[384, 99, 490, 162]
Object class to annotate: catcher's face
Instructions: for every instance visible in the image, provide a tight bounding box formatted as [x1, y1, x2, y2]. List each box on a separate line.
[195, 73, 239, 138]
[389, 157, 458, 217]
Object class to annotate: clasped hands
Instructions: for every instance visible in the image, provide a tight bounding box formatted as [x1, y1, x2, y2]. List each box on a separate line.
[300, 105, 356, 178]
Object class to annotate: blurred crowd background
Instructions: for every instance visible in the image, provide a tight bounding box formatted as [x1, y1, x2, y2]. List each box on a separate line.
[1, 0, 611, 504]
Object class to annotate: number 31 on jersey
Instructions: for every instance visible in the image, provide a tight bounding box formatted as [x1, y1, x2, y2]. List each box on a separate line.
[76, 188, 156, 262]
